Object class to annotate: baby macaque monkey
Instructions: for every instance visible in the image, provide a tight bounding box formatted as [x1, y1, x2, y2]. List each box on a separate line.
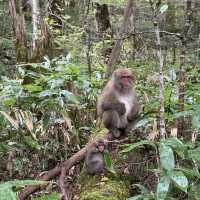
[97, 68, 140, 138]
[85, 140, 106, 175]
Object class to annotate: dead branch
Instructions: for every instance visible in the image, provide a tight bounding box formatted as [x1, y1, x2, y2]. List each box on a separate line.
[18, 139, 96, 200]
[19, 133, 120, 200]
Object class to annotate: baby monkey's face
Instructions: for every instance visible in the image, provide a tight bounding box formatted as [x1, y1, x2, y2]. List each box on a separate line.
[97, 144, 105, 153]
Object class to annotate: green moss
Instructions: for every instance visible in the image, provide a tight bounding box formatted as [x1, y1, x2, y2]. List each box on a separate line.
[32, 192, 61, 200]
[80, 178, 130, 200]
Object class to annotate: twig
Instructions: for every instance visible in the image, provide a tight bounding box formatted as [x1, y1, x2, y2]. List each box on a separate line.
[18, 138, 102, 200]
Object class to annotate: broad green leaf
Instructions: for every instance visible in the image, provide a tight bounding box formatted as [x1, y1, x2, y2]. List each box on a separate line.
[169, 171, 188, 192]
[188, 147, 200, 161]
[0, 188, 17, 200]
[164, 138, 184, 149]
[160, 4, 168, 13]
[156, 176, 170, 200]
[23, 84, 43, 92]
[121, 140, 156, 153]
[159, 143, 175, 170]
[177, 167, 200, 178]
[188, 184, 200, 200]
[103, 150, 116, 174]
[164, 138, 185, 158]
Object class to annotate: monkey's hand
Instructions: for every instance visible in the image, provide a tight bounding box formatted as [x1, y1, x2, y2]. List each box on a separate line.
[102, 101, 126, 115]
[116, 103, 126, 115]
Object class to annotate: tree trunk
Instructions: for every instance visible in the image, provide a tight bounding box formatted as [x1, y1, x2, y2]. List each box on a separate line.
[30, 0, 52, 61]
[106, 0, 135, 77]
[9, 0, 28, 62]
[31, 0, 40, 54]
[177, 0, 192, 136]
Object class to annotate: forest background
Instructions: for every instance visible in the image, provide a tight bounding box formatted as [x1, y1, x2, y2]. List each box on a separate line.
[0, 0, 200, 200]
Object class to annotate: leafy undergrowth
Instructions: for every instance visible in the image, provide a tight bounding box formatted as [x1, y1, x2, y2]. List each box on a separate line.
[0, 56, 200, 199]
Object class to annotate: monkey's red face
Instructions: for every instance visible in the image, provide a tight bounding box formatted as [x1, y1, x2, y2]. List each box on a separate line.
[97, 144, 105, 152]
[120, 74, 133, 88]
[113, 68, 134, 90]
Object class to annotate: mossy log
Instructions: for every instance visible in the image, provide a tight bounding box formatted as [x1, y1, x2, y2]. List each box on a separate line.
[78, 129, 131, 200]
[79, 166, 130, 200]
[79, 175, 130, 200]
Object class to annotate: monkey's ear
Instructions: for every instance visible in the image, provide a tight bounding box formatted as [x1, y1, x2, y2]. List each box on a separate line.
[132, 73, 136, 81]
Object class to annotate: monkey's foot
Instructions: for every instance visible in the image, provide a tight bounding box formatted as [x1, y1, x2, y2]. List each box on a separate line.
[112, 129, 121, 138]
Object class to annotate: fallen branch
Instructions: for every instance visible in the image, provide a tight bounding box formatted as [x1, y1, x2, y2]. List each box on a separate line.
[18, 139, 96, 200]
[19, 134, 131, 200]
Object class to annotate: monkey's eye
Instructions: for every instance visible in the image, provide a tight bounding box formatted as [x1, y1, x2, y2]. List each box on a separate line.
[121, 75, 133, 79]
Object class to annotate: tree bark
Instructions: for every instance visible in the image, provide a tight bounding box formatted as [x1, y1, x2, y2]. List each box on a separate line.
[177, 0, 192, 136]
[106, 0, 135, 77]
[31, 0, 40, 54]
[9, 0, 28, 62]
[149, 0, 166, 138]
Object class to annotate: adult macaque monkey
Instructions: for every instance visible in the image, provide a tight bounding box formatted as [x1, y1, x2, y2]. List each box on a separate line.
[85, 140, 107, 175]
[97, 68, 140, 138]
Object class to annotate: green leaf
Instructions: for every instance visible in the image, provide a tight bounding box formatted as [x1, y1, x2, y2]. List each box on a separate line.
[121, 140, 156, 153]
[42, 114, 50, 129]
[169, 171, 188, 192]
[0, 180, 47, 200]
[2, 97, 16, 107]
[32, 192, 61, 200]
[23, 136, 41, 150]
[188, 147, 200, 161]
[164, 138, 184, 149]
[156, 176, 170, 200]
[0, 188, 17, 200]
[134, 184, 149, 194]
[129, 118, 151, 131]
[103, 151, 116, 174]
[0, 180, 47, 189]
[192, 114, 200, 130]
[188, 184, 200, 200]
[39, 90, 57, 97]
[164, 138, 185, 158]
[60, 90, 79, 104]
[128, 195, 143, 200]
[173, 111, 192, 119]
[159, 143, 175, 170]
[23, 84, 43, 92]
[177, 167, 200, 178]
[160, 4, 168, 13]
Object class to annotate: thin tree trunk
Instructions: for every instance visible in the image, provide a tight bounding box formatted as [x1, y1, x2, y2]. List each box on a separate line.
[150, 0, 166, 139]
[85, 0, 92, 77]
[106, 0, 135, 77]
[9, 0, 28, 62]
[30, 0, 52, 61]
[31, 0, 40, 54]
[177, 0, 192, 136]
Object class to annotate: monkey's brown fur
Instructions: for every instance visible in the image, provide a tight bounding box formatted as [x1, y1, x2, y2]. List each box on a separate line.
[97, 68, 140, 138]
[85, 140, 106, 175]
